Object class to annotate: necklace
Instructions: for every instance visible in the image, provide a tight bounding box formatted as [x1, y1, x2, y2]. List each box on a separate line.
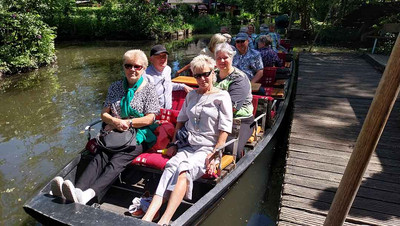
[193, 91, 212, 131]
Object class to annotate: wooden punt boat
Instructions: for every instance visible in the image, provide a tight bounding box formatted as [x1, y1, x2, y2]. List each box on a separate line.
[23, 53, 298, 226]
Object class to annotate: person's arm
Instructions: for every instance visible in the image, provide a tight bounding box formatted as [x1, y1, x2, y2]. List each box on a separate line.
[227, 76, 250, 112]
[214, 131, 229, 150]
[251, 69, 264, 83]
[164, 68, 173, 110]
[172, 82, 193, 93]
[251, 51, 264, 83]
[165, 91, 192, 157]
[101, 107, 130, 131]
[130, 114, 156, 128]
[176, 64, 191, 76]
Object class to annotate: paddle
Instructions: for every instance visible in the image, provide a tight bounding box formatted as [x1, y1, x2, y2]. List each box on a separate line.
[324, 35, 400, 225]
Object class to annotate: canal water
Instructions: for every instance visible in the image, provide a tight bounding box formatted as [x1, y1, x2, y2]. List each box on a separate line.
[0, 35, 285, 225]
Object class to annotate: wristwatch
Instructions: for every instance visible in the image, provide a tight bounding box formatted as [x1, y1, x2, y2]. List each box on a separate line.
[130, 119, 133, 128]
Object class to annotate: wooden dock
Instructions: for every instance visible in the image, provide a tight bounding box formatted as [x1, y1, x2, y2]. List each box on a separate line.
[278, 53, 400, 225]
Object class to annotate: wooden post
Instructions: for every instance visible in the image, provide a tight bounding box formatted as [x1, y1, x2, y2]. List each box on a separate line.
[324, 35, 400, 225]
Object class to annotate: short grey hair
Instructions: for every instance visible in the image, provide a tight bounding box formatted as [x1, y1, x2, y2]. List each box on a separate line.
[190, 54, 216, 73]
[239, 26, 248, 33]
[215, 42, 236, 58]
[123, 49, 148, 68]
[258, 35, 272, 46]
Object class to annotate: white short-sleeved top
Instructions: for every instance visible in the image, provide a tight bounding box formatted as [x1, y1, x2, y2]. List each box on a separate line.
[177, 89, 233, 147]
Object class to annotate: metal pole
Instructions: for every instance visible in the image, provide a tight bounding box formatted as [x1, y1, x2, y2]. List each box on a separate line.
[371, 38, 378, 54]
[324, 34, 400, 225]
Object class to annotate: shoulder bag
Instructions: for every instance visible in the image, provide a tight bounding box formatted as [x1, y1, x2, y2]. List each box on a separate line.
[96, 127, 137, 153]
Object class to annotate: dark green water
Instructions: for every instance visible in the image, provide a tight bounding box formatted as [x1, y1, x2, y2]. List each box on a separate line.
[0, 36, 286, 226]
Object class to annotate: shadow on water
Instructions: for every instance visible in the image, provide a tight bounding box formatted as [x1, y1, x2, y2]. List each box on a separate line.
[0, 37, 211, 225]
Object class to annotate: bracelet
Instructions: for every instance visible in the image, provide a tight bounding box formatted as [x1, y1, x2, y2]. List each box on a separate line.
[130, 119, 133, 128]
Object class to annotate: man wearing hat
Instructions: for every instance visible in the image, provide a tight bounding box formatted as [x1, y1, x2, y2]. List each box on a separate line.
[144, 44, 192, 109]
[233, 33, 264, 83]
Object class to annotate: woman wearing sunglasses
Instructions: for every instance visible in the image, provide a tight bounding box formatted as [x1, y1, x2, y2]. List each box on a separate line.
[214, 42, 254, 160]
[50, 49, 160, 205]
[143, 55, 233, 225]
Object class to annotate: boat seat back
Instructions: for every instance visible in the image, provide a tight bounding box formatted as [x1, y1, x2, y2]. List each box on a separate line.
[279, 39, 292, 51]
[259, 67, 277, 87]
[277, 52, 286, 65]
[172, 90, 187, 111]
[156, 108, 180, 124]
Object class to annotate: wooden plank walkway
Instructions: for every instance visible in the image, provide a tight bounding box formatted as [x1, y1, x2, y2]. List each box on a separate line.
[278, 53, 400, 225]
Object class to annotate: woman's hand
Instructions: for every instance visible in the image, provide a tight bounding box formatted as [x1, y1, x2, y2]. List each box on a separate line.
[112, 118, 130, 131]
[205, 152, 218, 175]
[166, 145, 178, 157]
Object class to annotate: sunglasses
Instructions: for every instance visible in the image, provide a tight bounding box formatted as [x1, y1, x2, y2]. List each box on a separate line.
[124, 64, 143, 71]
[236, 40, 246, 44]
[193, 71, 213, 79]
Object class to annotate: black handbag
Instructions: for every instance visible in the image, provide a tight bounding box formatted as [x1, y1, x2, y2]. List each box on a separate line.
[96, 128, 137, 153]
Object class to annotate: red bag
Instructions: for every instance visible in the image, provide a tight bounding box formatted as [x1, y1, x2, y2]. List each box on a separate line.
[150, 122, 175, 152]
[85, 138, 98, 154]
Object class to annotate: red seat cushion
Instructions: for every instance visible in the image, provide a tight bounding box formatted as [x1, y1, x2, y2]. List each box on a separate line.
[132, 153, 170, 170]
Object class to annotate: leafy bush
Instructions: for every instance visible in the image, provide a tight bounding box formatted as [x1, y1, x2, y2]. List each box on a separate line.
[188, 14, 231, 34]
[0, 10, 56, 74]
[49, 1, 193, 40]
[312, 24, 359, 46]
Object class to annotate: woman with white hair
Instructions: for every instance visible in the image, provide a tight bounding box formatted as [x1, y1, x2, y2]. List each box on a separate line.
[176, 33, 227, 75]
[214, 42, 254, 159]
[143, 55, 233, 225]
[50, 49, 160, 205]
[258, 35, 282, 67]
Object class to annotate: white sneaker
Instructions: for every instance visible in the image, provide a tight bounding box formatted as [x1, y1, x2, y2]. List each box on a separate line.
[75, 188, 84, 204]
[50, 176, 64, 199]
[62, 180, 79, 203]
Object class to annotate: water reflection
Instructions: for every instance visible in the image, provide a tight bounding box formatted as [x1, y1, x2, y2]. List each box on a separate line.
[0, 37, 207, 225]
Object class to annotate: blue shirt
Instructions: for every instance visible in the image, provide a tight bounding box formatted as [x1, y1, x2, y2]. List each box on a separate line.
[258, 46, 282, 67]
[233, 49, 264, 80]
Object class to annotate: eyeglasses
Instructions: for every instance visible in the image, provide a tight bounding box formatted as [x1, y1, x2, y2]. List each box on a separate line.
[124, 64, 143, 71]
[236, 40, 246, 44]
[193, 71, 213, 79]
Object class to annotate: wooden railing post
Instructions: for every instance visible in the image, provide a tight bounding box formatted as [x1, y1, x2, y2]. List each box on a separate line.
[324, 35, 400, 225]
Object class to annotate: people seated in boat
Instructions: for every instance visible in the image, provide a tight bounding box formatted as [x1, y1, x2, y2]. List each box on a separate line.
[268, 23, 287, 53]
[214, 42, 254, 159]
[232, 32, 264, 83]
[257, 35, 282, 67]
[176, 33, 227, 76]
[50, 49, 160, 205]
[254, 24, 269, 47]
[144, 44, 192, 109]
[220, 25, 230, 35]
[142, 55, 233, 224]
[247, 23, 258, 49]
